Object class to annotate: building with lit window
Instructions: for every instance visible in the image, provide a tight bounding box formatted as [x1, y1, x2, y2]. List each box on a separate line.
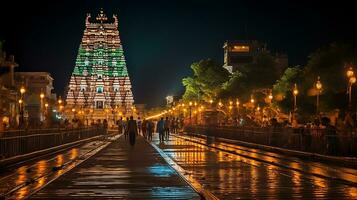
[223, 40, 288, 74]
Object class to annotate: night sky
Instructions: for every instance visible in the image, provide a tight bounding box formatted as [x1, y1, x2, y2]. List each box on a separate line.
[1, 1, 356, 107]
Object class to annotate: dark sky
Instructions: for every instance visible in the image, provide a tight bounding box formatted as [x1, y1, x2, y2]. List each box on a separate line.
[1, 0, 357, 107]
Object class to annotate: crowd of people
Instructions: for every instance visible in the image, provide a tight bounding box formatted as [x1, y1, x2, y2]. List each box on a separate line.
[116, 116, 181, 146]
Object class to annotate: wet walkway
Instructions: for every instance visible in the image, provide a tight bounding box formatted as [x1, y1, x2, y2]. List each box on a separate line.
[29, 135, 199, 199]
[153, 134, 357, 199]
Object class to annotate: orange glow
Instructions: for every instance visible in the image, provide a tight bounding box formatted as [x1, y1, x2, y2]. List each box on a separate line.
[232, 45, 250, 52]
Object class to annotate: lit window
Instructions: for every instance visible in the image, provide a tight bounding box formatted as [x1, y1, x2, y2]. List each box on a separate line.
[231, 45, 250, 52]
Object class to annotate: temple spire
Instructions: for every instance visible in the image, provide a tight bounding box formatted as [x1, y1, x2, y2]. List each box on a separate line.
[96, 8, 107, 23]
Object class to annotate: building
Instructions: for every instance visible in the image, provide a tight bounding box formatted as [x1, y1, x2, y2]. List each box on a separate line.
[0, 43, 19, 130]
[14, 72, 54, 98]
[14, 72, 56, 127]
[223, 40, 288, 74]
[65, 10, 134, 119]
[166, 95, 179, 107]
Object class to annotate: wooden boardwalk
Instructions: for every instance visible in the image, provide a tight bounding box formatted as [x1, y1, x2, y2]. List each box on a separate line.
[29, 135, 200, 199]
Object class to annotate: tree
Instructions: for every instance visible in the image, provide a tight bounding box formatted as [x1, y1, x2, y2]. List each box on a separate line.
[220, 71, 249, 99]
[182, 59, 230, 101]
[218, 51, 284, 102]
[273, 43, 357, 114]
[244, 51, 282, 90]
[273, 66, 303, 98]
[272, 66, 304, 112]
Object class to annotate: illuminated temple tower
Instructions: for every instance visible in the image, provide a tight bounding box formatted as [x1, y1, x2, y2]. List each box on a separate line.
[66, 10, 134, 116]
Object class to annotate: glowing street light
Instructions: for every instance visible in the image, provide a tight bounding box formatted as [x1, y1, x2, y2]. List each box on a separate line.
[19, 86, 26, 127]
[347, 66, 356, 108]
[20, 86, 26, 94]
[40, 92, 45, 121]
[292, 83, 299, 123]
[293, 83, 298, 109]
[218, 100, 223, 107]
[250, 95, 255, 104]
[315, 76, 322, 115]
[347, 66, 354, 78]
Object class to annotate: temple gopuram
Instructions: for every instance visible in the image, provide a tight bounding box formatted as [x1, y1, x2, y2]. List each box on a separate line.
[65, 9, 134, 122]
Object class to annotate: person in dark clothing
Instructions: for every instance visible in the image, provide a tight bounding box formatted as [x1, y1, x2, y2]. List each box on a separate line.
[124, 117, 129, 140]
[156, 118, 165, 143]
[147, 120, 154, 141]
[164, 117, 170, 141]
[117, 117, 123, 135]
[126, 116, 138, 146]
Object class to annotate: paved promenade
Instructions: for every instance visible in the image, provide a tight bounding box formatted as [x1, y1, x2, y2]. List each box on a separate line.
[29, 135, 200, 199]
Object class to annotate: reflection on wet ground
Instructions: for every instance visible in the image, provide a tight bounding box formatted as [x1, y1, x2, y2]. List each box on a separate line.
[153, 134, 357, 199]
[29, 136, 200, 199]
[0, 141, 106, 199]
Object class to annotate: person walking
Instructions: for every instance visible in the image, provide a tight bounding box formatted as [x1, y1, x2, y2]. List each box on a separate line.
[142, 119, 147, 139]
[124, 117, 129, 140]
[157, 117, 165, 143]
[170, 118, 176, 134]
[147, 120, 154, 141]
[117, 117, 123, 135]
[137, 117, 142, 135]
[126, 116, 138, 146]
[164, 117, 170, 141]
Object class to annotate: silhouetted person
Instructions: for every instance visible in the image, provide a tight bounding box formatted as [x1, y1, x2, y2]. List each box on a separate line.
[170, 117, 176, 134]
[117, 117, 124, 135]
[126, 116, 138, 146]
[164, 117, 170, 141]
[124, 117, 129, 140]
[157, 118, 165, 143]
[147, 120, 154, 141]
[142, 119, 147, 138]
[137, 117, 142, 135]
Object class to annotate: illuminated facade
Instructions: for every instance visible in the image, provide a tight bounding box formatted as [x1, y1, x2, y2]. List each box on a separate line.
[66, 10, 134, 114]
[223, 40, 288, 74]
[223, 40, 267, 73]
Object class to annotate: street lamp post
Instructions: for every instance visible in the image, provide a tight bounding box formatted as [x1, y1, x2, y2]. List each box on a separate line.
[40, 92, 45, 121]
[19, 86, 26, 128]
[347, 66, 356, 108]
[268, 92, 273, 105]
[292, 83, 299, 124]
[315, 76, 322, 115]
[44, 103, 49, 125]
